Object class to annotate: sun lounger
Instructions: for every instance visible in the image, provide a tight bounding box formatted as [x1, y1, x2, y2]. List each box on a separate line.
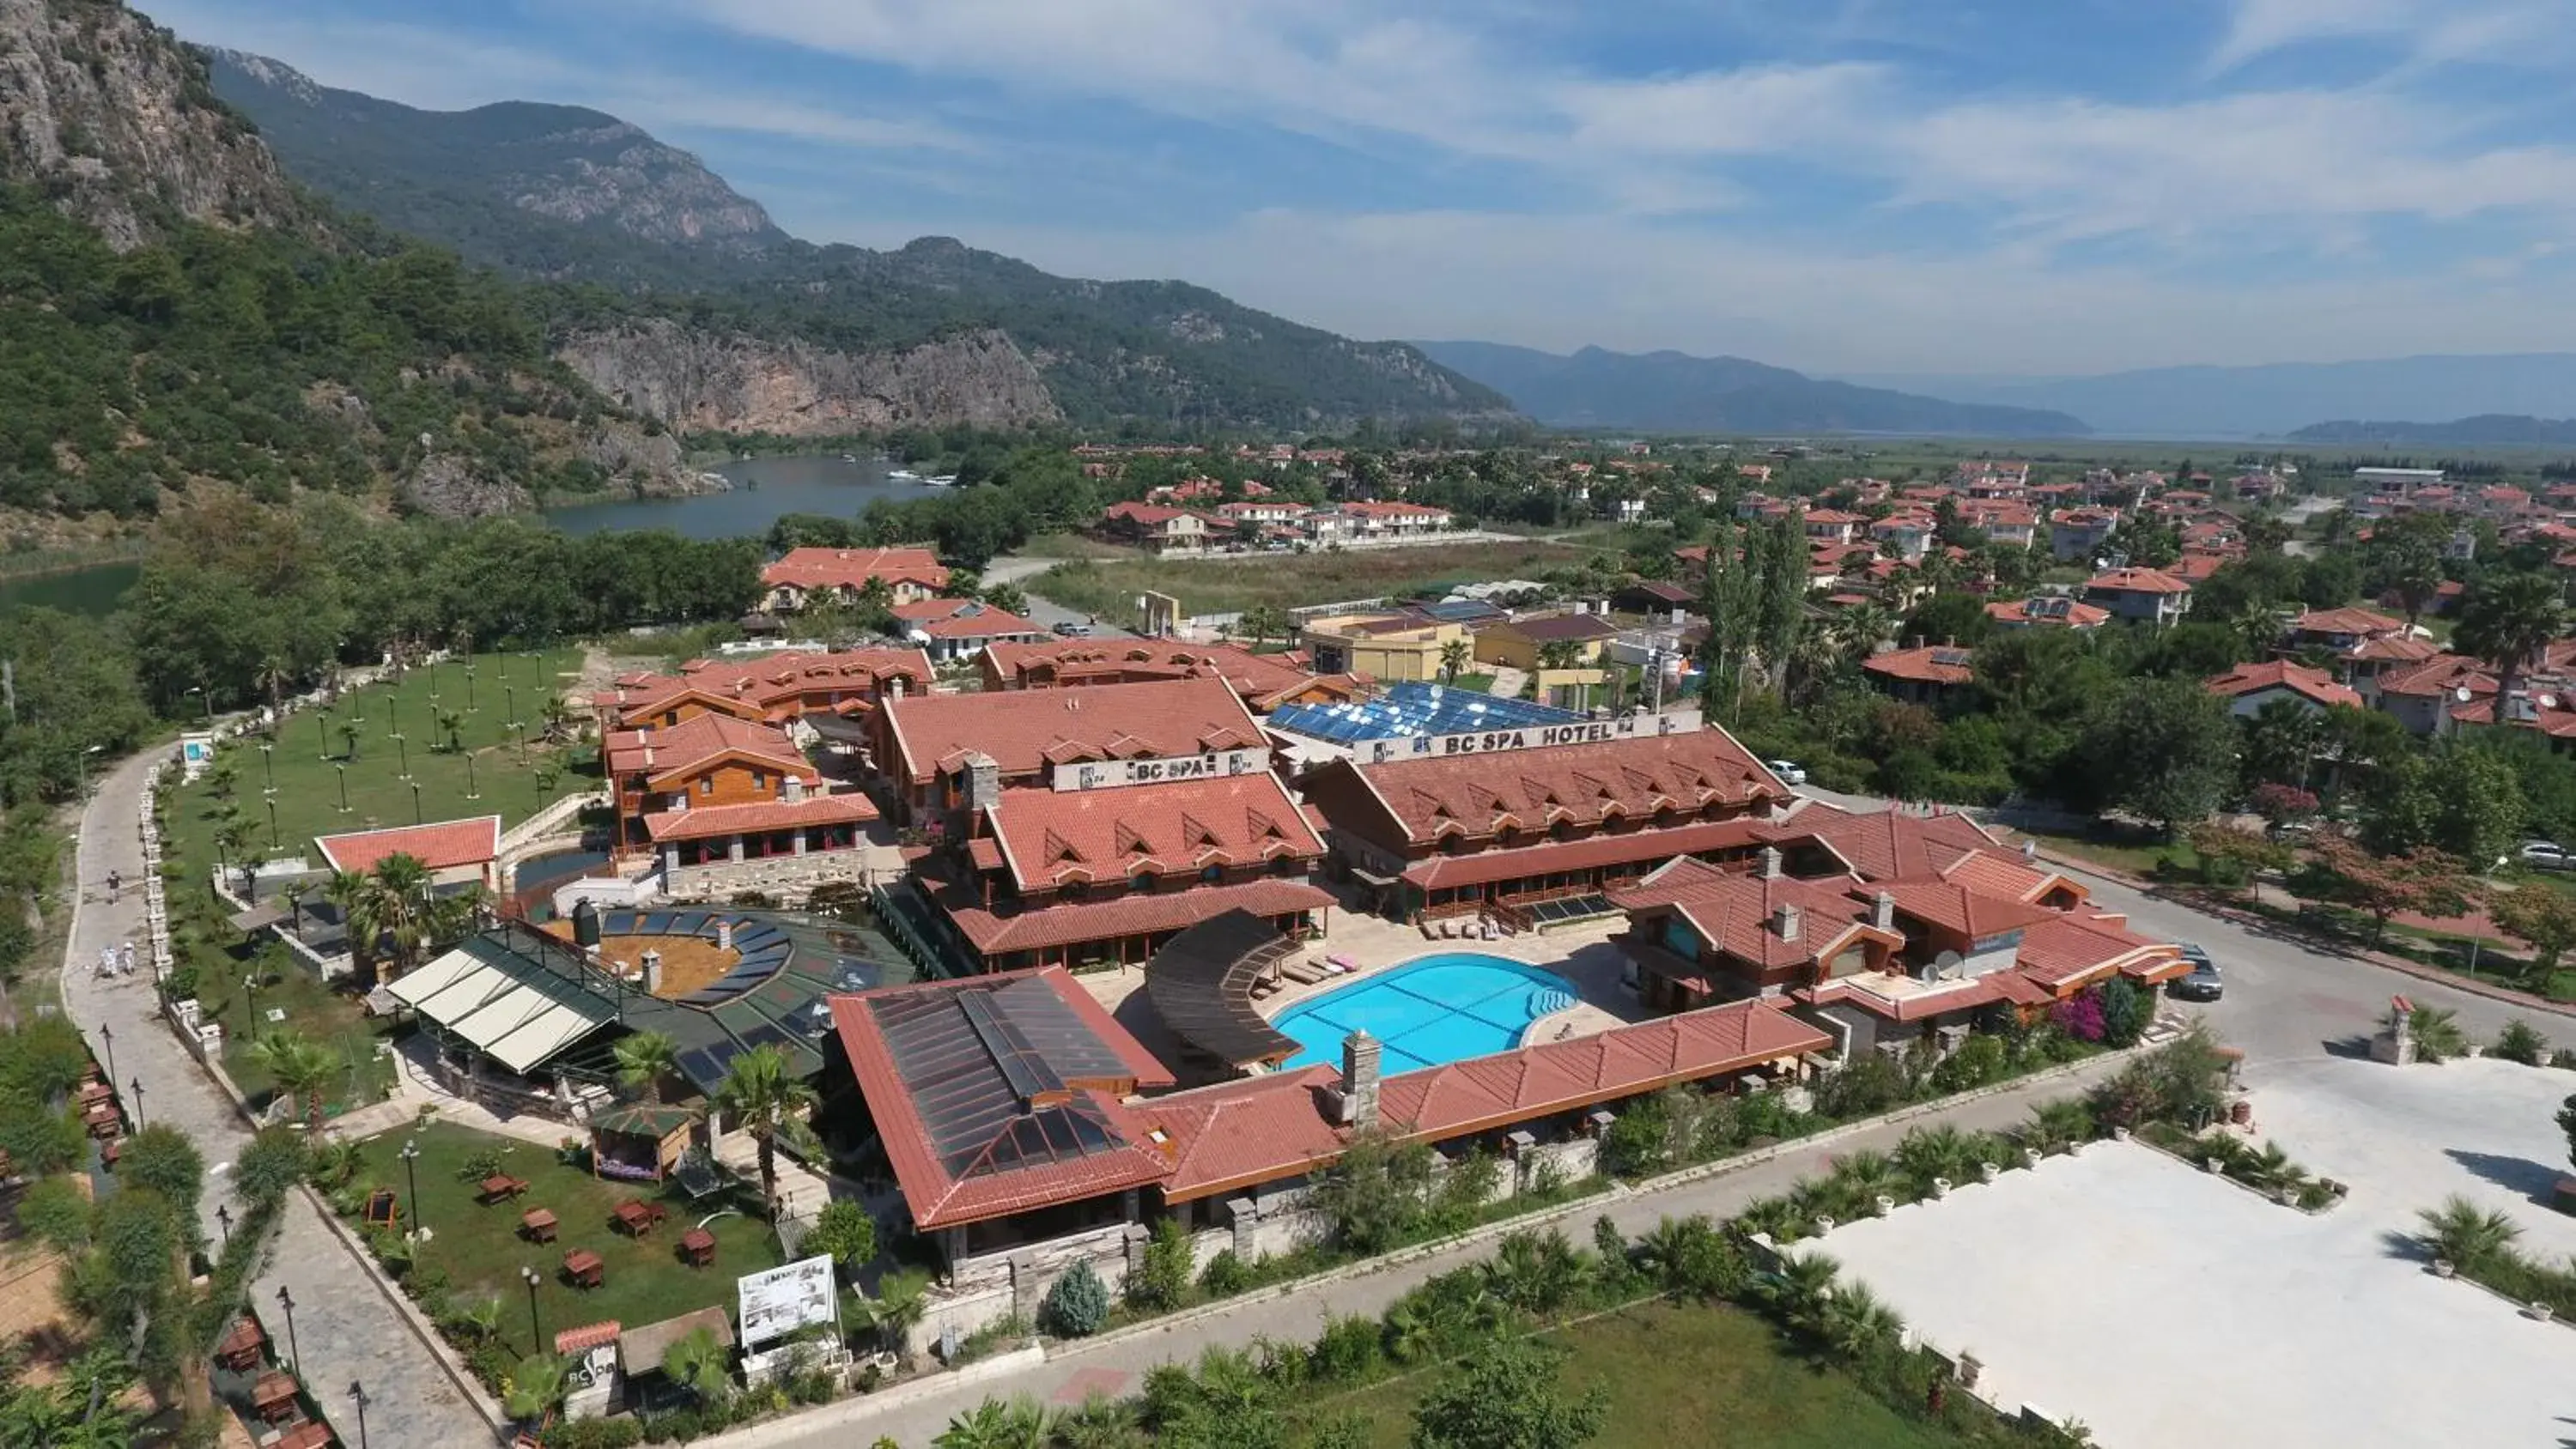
[1420, 919, 1437, 939]
[1281, 961, 1327, 985]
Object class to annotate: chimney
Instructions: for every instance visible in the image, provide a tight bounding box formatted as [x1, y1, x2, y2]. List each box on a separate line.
[1759, 846, 1783, 880]
[716, 919, 735, 952]
[1337, 1031, 1382, 1131]
[640, 949, 663, 994]
[1873, 890, 1896, 931]
[2022, 838, 2038, 863]
[1772, 903, 1802, 943]
[964, 751, 1003, 812]
[783, 774, 806, 803]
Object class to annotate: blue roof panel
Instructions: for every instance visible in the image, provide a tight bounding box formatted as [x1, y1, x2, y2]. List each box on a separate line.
[1270, 682, 1585, 744]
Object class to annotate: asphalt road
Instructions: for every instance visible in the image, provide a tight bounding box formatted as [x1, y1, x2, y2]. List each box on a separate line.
[983, 555, 1134, 639]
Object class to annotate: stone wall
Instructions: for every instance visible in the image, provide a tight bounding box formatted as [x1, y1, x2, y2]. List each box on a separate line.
[662, 850, 869, 903]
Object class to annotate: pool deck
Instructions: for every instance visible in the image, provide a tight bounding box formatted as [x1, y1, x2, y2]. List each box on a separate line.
[1077, 906, 1641, 1077]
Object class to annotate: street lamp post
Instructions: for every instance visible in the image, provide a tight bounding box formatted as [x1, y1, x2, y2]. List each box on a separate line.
[465, 666, 477, 713]
[259, 743, 276, 793]
[504, 683, 517, 725]
[392, 731, 410, 780]
[216, 1203, 232, 1247]
[335, 764, 350, 813]
[385, 690, 398, 737]
[318, 705, 331, 760]
[128, 1076, 144, 1128]
[275, 1286, 300, 1373]
[79, 743, 103, 797]
[399, 1138, 422, 1242]
[520, 1264, 543, 1353]
[265, 796, 280, 849]
[97, 1023, 115, 1093]
[349, 1381, 371, 1449]
[409, 781, 422, 826]
[243, 971, 260, 1029]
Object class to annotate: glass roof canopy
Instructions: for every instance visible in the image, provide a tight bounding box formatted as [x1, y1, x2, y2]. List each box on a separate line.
[1269, 681, 1584, 744]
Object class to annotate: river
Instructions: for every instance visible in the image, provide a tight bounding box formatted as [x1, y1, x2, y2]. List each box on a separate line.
[1, 454, 928, 620]
[547, 452, 933, 538]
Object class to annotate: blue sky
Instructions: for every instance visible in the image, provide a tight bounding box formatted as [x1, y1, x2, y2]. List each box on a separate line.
[146, 0, 2576, 376]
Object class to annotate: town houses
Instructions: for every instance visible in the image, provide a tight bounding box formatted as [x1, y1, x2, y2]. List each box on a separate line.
[760, 547, 951, 610]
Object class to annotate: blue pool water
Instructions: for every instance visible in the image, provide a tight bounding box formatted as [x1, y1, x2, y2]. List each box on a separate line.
[1273, 954, 1580, 1075]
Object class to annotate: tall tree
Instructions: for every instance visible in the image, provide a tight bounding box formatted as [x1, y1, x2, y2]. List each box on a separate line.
[2077, 677, 2239, 834]
[713, 1044, 820, 1216]
[2456, 571, 2570, 712]
[1753, 515, 1807, 690]
[611, 1030, 681, 1106]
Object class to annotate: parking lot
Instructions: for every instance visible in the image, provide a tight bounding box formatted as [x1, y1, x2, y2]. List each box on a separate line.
[1820, 1063, 2576, 1449]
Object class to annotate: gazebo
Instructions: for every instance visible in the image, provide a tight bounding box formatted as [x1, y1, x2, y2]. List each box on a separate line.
[590, 1104, 700, 1183]
[1142, 909, 1302, 1073]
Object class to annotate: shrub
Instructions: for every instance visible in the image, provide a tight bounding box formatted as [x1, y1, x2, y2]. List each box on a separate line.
[2098, 979, 2150, 1049]
[1127, 1218, 1193, 1310]
[1929, 1034, 2007, 1094]
[2418, 1194, 2521, 1269]
[550, 1419, 646, 1449]
[1040, 1261, 1110, 1338]
[1198, 1248, 1252, 1298]
[804, 1199, 878, 1274]
[457, 1148, 505, 1184]
[2552, 1048, 2576, 1070]
[1815, 1052, 1911, 1119]
[1309, 1313, 1381, 1383]
[2408, 1005, 2469, 1064]
[2494, 1019, 2549, 1066]
[2051, 991, 2106, 1042]
[1599, 1102, 1670, 1177]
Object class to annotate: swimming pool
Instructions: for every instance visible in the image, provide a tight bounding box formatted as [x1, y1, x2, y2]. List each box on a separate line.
[1272, 954, 1581, 1075]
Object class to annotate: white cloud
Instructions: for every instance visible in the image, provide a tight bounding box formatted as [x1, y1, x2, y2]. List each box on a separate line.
[1556, 63, 1887, 157]
[2210, 0, 2565, 71]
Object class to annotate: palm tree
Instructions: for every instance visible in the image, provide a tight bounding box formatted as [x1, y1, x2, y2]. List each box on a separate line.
[337, 720, 361, 761]
[661, 1325, 733, 1406]
[1819, 1280, 1906, 1362]
[2226, 600, 2282, 659]
[1828, 601, 1896, 663]
[502, 1353, 568, 1427]
[2417, 1193, 2522, 1269]
[1759, 1250, 1842, 1339]
[434, 707, 466, 755]
[2456, 571, 2570, 712]
[613, 1030, 681, 1106]
[366, 852, 435, 979]
[934, 1397, 1051, 1449]
[1829, 1149, 1908, 1211]
[1482, 1228, 1583, 1315]
[854, 1270, 929, 1353]
[1893, 1124, 1978, 1193]
[1437, 638, 1473, 685]
[2022, 1099, 2097, 1156]
[2242, 1140, 2308, 1197]
[252, 1031, 340, 1134]
[325, 869, 383, 983]
[714, 1043, 821, 1215]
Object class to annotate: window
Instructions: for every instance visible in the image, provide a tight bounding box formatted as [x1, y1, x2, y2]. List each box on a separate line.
[697, 778, 714, 796]
[1202, 864, 1224, 885]
[750, 770, 767, 792]
[1132, 872, 1157, 894]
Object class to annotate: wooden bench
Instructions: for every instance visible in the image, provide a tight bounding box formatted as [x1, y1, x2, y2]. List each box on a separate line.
[520, 1208, 559, 1244]
[678, 1228, 717, 1268]
[613, 1200, 667, 1237]
[479, 1174, 532, 1204]
[563, 1248, 605, 1288]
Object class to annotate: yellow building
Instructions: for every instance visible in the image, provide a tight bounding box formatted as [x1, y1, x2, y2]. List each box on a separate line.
[1471, 614, 1622, 672]
[1300, 614, 1470, 682]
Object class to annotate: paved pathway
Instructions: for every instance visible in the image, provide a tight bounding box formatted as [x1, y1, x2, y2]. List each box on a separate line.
[734, 1056, 2133, 1448]
[61, 747, 492, 1444]
[1484, 665, 1528, 699]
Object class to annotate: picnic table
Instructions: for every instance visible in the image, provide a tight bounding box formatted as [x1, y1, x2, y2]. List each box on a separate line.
[613, 1200, 667, 1237]
[271, 1421, 335, 1449]
[678, 1228, 717, 1267]
[479, 1173, 531, 1203]
[252, 1370, 301, 1422]
[563, 1248, 605, 1288]
[76, 1080, 114, 1106]
[520, 1208, 558, 1244]
[215, 1316, 266, 1372]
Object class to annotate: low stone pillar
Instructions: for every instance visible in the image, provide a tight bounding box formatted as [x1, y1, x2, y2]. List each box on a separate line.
[1227, 1197, 1258, 1259]
[1007, 1252, 1037, 1325]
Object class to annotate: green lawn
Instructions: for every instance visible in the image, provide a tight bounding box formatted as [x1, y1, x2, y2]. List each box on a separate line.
[207, 937, 404, 1112]
[167, 646, 596, 877]
[2017, 828, 2195, 881]
[1316, 1300, 1978, 1447]
[347, 1122, 787, 1361]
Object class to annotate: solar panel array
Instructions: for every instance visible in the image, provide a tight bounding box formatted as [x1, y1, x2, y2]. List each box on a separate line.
[873, 979, 1139, 1178]
[1269, 681, 1586, 745]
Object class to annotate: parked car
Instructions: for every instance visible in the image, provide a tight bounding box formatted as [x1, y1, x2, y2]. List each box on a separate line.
[1766, 760, 1808, 785]
[2168, 945, 2222, 1002]
[2520, 840, 2574, 871]
[1050, 621, 1094, 638]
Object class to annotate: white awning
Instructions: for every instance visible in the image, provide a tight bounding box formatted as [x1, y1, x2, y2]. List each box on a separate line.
[392, 944, 616, 1074]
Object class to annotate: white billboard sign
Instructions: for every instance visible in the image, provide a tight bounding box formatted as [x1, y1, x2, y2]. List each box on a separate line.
[1052, 747, 1271, 791]
[737, 1253, 837, 1345]
[1353, 709, 1703, 767]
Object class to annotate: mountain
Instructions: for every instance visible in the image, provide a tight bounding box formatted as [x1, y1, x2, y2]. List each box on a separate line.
[2287, 415, 2576, 448]
[0, 0, 695, 522]
[1417, 342, 2087, 438]
[207, 52, 1512, 433]
[1839, 355, 2576, 439]
[204, 49, 787, 281]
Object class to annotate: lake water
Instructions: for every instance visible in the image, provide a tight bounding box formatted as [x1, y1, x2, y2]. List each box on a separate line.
[546, 452, 935, 539]
[0, 560, 139, 619]
[0, 454, 906, 621]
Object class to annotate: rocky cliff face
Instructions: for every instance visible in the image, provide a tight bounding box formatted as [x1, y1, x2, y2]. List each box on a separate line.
[0, 0, 301, 248]
[556, 321, 1064, 434]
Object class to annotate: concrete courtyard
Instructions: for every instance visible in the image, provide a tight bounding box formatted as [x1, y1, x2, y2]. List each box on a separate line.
[1822, 1062, 2576, 1449]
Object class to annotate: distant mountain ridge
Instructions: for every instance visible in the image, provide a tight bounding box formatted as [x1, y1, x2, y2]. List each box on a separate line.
[206, 51, 1512, 432]
[1418, 342, 2088, 438]
[1840, 354, 2576, 439]
[2288, 415, 2576, 447]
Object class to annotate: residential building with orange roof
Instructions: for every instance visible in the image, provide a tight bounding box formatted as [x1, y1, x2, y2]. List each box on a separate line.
[2048, 506, 2122, 562]
[2375, 653, 2492, 735]
[2082, 567, 2194, 626]
[1340, 500, 1454, 537]
[890, 598, 1048, 662]
[594, 648, 932, 735]
[2287, 606, 2406, 653]
[1985, 596, 2110, 631]
[978, 639, 1366, 712]
[2205, 660, 2363, 716]
[1297, 720, 1795, 923]
[761, 547, 951, 611]
[1861, 645, 1977, 706]
[1100, 501, 1215, 554]
[875, 676, 1267, 830]
[314, 816, 503, 893]
[598, 707, 878, 877]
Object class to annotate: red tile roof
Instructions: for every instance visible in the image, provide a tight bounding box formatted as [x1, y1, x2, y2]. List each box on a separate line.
[605, 712, 809, 786]
[982, 640, 1358, 710]
[1342, 500, 1450, 518]
[1937, 848, 2078, 905]
[2376, 653, 2493, 700]
[984, 773, 1324, 890]
[2086, 567, 2192, 595]
[554, 1322, 622, 1355]
[1400, 817, 1770, 892]
[933, 876, 1336, 956]
[883, 677, 1265, 786]
[1377, 999, 1829, 1140]
[1342, 726, 1790, 847]
[603, 649, 933, 724]
[2292, 606, 2403, 638]
[644, 791, 878, 843]
[314, 816, 501, 875]
[891, 598, 1045, 640]
[2348, 634, 2440, 664]
[1985, 597, 2111, 628]
[1876, 878, 2059, 938]
[2203, 660, 2362, 709]
[1608, 858, 1895, 971]
[1142, 1064, 1346, 1203]
[1756, 805, 2001, 883]
[1862, 646, 1976, 687]
[2014, 911, 2185, 988]
[762, 547, 949, 591]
